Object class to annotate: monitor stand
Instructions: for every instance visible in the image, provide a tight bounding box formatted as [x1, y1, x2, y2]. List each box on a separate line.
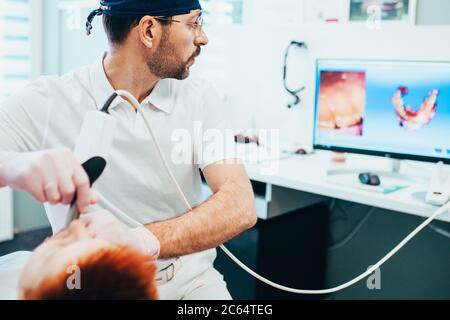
[326, 158, 429, 194]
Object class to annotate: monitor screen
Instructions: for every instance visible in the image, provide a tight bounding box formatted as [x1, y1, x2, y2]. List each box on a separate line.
[313, 59, 450, 163]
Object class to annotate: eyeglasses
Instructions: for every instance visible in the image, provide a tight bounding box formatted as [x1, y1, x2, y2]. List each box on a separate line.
[154, 15, 204, 38]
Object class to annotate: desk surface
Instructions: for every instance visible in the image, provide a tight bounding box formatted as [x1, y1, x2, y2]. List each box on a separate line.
[239, 146, 450, 223]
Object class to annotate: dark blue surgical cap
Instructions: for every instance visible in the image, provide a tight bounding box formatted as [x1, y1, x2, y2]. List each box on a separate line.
[86, 0, 202, 35]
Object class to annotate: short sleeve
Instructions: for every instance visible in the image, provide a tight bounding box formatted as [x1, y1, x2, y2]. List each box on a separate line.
[194, 82, 239, 171]
[0, 78, 51, 152]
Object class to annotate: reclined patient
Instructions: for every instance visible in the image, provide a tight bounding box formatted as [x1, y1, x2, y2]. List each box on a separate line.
[0, 219, 158, 300]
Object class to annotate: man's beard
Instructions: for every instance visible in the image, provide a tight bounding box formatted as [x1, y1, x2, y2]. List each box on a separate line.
[148, 30, 200, 80]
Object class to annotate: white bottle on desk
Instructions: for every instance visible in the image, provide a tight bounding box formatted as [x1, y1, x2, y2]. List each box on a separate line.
[426, 162, 450, 206]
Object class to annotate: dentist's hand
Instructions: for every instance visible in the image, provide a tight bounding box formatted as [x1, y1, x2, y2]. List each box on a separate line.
[80, 210, 160, 259]
[0, 148, 96, 212]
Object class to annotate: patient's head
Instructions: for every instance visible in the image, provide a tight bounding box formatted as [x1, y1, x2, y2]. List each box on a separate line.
[19, 220, 158, 300]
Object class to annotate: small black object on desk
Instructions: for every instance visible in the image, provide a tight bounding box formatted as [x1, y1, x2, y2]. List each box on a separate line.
[358, 172, 381, 186]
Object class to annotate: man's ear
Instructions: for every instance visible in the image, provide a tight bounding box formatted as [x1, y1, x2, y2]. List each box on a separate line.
[138, 16, 157, 48]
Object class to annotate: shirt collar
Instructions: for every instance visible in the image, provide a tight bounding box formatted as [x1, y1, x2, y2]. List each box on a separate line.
[142, 78, 174, 114]
[89, 52, 174, 114]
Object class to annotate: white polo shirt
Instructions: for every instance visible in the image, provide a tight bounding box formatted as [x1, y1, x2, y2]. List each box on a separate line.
[0, 54, 236, 271]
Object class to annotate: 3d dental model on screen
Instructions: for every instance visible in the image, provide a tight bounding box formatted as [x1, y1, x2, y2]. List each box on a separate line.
[392, 86, 439, 130]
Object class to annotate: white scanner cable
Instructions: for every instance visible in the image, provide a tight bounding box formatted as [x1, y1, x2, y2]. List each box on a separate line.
[116, 90, 450, 295]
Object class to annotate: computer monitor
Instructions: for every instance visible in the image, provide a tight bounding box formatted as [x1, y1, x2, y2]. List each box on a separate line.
[313, 59, 450, 164]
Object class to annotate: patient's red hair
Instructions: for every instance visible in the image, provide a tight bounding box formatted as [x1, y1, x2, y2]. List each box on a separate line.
[23, 246, 158, 300]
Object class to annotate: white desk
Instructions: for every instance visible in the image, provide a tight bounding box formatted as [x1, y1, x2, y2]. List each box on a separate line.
[239, 146, 450, 223]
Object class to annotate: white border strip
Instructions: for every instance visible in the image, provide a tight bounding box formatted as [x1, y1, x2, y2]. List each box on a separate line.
[0, 188, 14, 242]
